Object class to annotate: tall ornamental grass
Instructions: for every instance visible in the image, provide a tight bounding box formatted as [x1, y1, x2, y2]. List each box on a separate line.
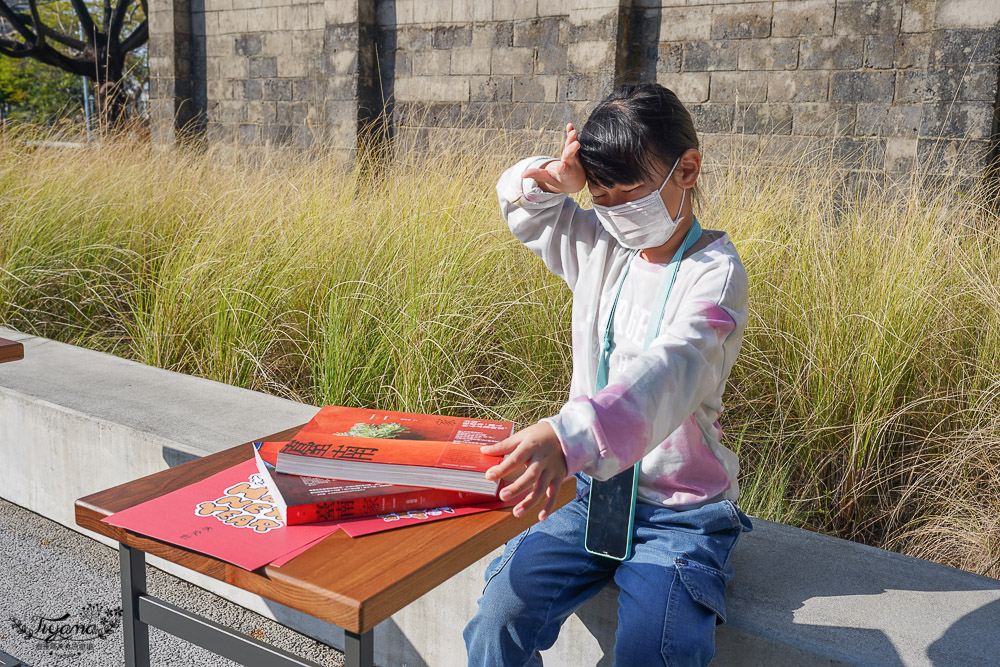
[1, 121, 998, 577]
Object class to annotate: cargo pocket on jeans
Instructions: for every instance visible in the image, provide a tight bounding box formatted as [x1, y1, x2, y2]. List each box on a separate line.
[674, 557, 728, 623]
[661, 558, 730, 667]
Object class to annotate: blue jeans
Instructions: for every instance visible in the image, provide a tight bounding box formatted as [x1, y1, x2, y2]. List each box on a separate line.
[463, 474, 753, 666]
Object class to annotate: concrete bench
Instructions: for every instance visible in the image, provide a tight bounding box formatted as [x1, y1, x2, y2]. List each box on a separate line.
[2, 326, 999, 665]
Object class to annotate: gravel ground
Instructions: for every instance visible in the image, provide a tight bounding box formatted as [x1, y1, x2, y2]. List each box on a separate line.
[0, 497, 345, 667]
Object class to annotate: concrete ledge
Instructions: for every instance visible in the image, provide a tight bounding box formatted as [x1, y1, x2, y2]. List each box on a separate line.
[2, 327, 999, 665]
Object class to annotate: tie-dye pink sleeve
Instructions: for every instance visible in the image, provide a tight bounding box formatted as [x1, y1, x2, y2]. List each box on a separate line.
[497, 156, 607, 292]
[542, 260, 749, 480]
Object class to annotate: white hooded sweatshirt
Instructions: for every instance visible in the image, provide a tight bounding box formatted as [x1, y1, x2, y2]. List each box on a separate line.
[499, 156, 749, 508]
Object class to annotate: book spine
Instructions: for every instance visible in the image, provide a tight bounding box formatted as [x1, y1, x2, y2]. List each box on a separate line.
[285, 488, 493, 525]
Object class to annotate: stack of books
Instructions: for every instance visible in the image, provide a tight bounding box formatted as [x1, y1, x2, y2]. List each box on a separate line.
[253, 405, 515, 525]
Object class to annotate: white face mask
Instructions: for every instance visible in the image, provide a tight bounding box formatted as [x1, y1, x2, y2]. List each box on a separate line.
[592, 155, 686, 250]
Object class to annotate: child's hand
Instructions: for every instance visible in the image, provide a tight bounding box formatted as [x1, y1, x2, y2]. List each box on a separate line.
[482, 421, 569, 522]
[523, 123, 587, 195]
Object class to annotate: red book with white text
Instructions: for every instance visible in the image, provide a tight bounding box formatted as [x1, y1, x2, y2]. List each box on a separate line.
[253, 441, 498, 525]
[274, 406, 515, 494]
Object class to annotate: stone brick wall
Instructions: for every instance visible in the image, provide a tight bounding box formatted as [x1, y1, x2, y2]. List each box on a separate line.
[150, 0, 1000, 176]
[654, 0, 1000, 175]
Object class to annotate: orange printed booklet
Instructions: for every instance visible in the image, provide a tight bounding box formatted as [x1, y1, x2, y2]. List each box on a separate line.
[274, 405, 515, 495]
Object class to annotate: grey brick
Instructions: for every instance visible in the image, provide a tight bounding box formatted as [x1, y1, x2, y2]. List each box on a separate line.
[831, 71, 895, 102]
[248, 56, 277, 78]
[412, 49, 451, 76]
[568, 16, 619, 43]
[902, 0, 934, 32]
[800, 36, 863, 69]
[920, 102, 995, 139]
[710, 71, 767, 103]
[736, 103, 793, 134]
[834, 0, 902, 36]
[657, 72, 710, 104]
[514, 17, 561, 47]
[512, 75, 558, 103]
[863, 34, 895, 69]
[792, 103, 856, 136]
[493, 47, 535, 75]
[325, 24, 359, 51]
[398, 26, 433, 51]
[293, 79, 319, 102]
[885, 137, 918, 173]
[238, 123, 259, 144]
[930, 29, 1000, 65]
[241, 78, 262, 100]
[895, 70, 929, 103]
[772, 0, 834, 37]
[832, 137, 885, 168]
[246, 100, 276, 123]
[894, 33, 930, 69]
[711, 5, 772, 40]
[234, 34, 262, 57]
[472, 22, 514, 49]
[658, 43, 683, 73]
[688, 104, 735, 133]
[768, 70, 830, 102]
[433, 25, 472, 49]
[737, 38, 798, 70]
[916, 138, 993, 176]
[470, 76, 513, 102]
[564, 73, 609, 102]
[683, 40, 739, 71]
[276, 100, 308, 124]
[535, 46, 568, 74]
[926, 64, 999, 102]
[262, 79, 293, 101]
[856, 103, 921, 137]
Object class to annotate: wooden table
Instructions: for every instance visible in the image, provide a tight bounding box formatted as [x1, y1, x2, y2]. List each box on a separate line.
[75, 425, 576, 667]
[0, 337, 23, 364]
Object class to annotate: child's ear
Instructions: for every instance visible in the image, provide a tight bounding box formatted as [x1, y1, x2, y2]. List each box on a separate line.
[678, 148, 702, 187]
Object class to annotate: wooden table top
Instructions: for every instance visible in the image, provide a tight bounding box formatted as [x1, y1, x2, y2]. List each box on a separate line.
[0, 337, 24, 364]
[75, 424, 577, 633]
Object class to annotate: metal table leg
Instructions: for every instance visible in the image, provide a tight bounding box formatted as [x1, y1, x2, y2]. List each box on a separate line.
[344, 630, 373, 667]
[120, 543, 151, 667]
[116, 543, 370, 667]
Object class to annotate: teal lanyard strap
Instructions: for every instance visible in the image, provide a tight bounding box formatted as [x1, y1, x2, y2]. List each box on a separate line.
[595, 218, 703, 393]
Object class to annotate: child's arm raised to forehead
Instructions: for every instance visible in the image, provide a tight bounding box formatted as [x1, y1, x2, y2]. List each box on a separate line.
[498, 124, 605, 292]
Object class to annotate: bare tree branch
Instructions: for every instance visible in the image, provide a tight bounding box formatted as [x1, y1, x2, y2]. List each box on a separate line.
[26, 0, 47, 46]
[38, 23, 88, 52]
[0, 34, 34, 57]
[109, 0, 130, 41]
[119, 18, 145, 53]
[68, 0, 96, 43]
[0, 1, 39, 43]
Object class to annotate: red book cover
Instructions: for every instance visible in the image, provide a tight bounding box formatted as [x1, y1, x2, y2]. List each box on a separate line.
[254, 441, 498, 524]
[274, 406, 515, 493]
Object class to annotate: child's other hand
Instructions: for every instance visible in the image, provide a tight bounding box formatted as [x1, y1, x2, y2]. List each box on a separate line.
[482, 421, 569, 522]
[522, 123, 587, 195]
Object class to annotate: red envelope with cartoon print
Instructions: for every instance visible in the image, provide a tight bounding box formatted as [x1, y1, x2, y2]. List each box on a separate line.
[101, 458, 343, 571]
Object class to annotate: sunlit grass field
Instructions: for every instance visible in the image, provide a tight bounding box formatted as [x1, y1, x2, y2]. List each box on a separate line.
[2, 120, 999, 577]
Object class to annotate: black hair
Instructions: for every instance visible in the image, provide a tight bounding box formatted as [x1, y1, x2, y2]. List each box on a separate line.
[577, 83, 699, 189]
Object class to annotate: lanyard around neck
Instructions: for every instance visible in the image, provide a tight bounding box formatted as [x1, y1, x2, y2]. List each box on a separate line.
[595, 218, 703, 393]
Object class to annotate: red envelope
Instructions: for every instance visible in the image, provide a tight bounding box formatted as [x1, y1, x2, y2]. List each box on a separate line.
[101, 459, 343, 571]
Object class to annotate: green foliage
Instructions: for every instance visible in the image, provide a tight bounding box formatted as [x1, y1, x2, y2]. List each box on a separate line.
[0, 53, 84, 126]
